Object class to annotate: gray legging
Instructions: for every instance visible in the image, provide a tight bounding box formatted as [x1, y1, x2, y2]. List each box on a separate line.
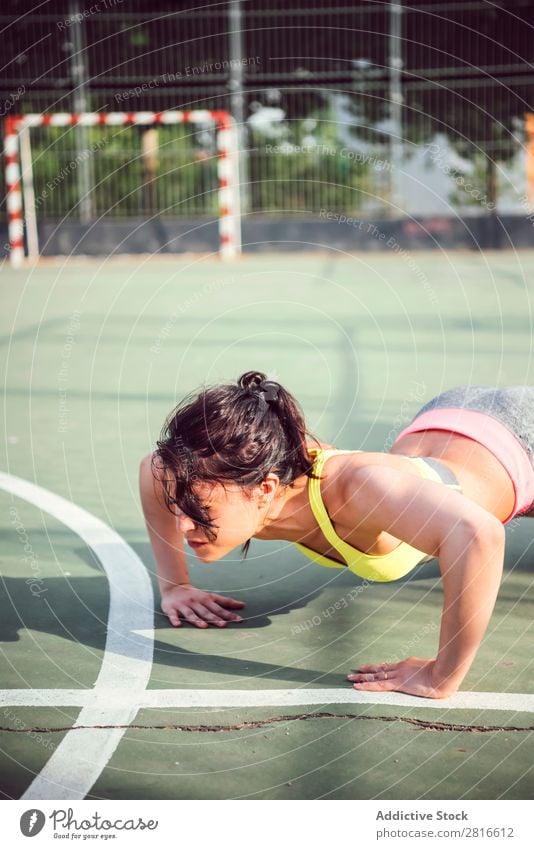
[409, 385, 534, 516]
[411, 385, 534, 465]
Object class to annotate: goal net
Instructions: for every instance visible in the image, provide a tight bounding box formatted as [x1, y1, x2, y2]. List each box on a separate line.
[4, 110, 241, 266]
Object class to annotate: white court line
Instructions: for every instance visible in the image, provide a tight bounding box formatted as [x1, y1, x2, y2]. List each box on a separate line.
[2, 474, 533, 801]
[0, 472, 155, 800]
[1, 688, 534, 713]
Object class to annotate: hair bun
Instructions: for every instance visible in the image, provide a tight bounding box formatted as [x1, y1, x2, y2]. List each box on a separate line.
[238, 371, 268, 391]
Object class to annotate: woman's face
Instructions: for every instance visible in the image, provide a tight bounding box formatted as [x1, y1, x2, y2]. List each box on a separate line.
[177, 481, 269, 561]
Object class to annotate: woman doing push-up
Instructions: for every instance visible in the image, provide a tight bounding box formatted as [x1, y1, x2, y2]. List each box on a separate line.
[139, 372, 534, 700]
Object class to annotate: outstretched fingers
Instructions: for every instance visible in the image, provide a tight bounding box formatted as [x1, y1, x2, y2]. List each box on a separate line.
[352, 662, 400, 674]
[162, 587, 245, 630]
[204, 599, 244, 623]
[350, 678, 399, 691]
[173, 603, 209, 628]
[347, 671, 399, 691]
[211, 594, 246, 609]
[189, 602, 228, 627]
[347, 661, 400, 691]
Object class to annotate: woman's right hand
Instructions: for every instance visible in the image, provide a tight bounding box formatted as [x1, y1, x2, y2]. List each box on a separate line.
[161, 584, 245, 628]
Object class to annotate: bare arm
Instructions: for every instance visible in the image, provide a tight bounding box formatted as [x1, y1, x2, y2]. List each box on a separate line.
[139, 452, 191, 594]
[139, 453, 245, 627]
[338, 463, 505, 698]
[433, 518, 504, 693]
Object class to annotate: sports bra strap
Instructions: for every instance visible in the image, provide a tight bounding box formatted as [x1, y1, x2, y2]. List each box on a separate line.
[307, 448, 365, 565]
[305, 447, 460, 567]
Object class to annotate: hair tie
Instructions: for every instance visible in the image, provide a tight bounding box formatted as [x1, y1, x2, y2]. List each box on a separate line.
[257, 380, 279, 403]
[250, 380, 279, 421]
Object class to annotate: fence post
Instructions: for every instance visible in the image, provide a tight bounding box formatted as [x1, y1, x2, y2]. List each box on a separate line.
[4, 117, 24, 268]
[68, 0, 94, 222]
[389, 1, 404, 213]
[228, 0, 248, 215]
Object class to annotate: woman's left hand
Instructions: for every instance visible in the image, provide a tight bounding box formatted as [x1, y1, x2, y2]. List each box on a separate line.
[347, 656, 457, 700]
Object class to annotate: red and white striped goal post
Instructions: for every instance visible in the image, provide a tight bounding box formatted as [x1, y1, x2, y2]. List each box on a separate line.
[3, 110, 242, 267]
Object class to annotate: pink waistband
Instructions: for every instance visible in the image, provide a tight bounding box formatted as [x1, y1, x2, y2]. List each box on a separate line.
[393, 408, 534, 522]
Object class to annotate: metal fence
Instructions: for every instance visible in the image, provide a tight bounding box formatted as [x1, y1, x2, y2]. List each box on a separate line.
[2, 0, 534, 224]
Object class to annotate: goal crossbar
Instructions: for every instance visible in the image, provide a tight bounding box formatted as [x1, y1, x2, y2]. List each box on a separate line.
[4, 110, 241, 266]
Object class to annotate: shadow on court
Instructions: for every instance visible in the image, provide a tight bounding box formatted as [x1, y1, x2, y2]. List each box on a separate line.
[2, 520, 532, 692]
[0, 572, 344, 686]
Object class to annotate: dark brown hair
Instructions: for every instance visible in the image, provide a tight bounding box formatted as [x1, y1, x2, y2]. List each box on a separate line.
[152, 370, 323, 556]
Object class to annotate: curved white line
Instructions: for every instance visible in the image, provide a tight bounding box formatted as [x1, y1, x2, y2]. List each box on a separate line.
[2, 475, 533, 799]
[0, 471, 154, 800]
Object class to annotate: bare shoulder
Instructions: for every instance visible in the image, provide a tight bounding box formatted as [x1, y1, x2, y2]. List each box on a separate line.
[321, 450, 429, 519]
[139, 451, 169, 505]
[326, 449, 423, 482]
[140, 449, 168, 473]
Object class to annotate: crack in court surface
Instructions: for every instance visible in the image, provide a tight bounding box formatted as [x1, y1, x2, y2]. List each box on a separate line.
[1, 715, 534, 734]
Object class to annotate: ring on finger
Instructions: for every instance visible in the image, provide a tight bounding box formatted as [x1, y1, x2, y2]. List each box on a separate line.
[383, 670, 388, 680]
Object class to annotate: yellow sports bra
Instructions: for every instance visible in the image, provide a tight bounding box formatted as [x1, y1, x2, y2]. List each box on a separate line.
[293, 447, 462, 583]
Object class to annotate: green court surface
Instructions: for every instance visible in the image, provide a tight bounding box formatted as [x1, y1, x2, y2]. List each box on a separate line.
[1, 250, 534, 800]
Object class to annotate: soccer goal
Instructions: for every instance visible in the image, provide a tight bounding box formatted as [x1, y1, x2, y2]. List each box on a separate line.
[4, 110, 241, 267]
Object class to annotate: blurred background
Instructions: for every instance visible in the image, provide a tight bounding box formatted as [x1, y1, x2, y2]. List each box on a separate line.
[2, 0, 534, 257]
